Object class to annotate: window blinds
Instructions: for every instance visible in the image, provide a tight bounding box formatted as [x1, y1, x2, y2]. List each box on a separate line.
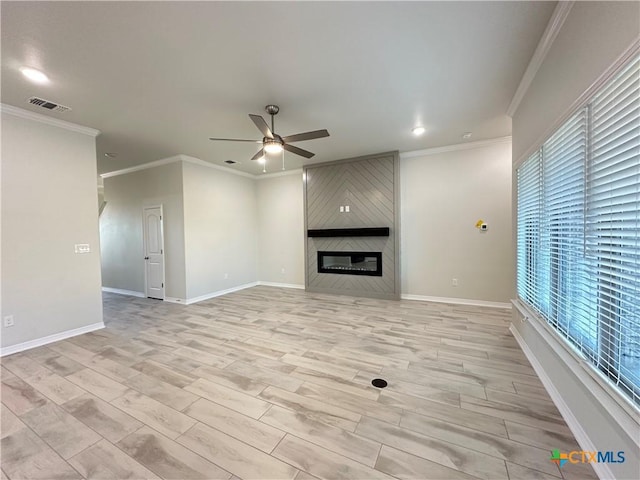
[542, 109, 595, 352]
[517, 150, 541, 306]
[516, 54, 640, 406]
[588, 55, 640, 400]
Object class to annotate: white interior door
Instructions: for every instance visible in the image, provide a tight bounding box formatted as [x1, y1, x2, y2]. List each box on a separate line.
[143, 206, 165, 300]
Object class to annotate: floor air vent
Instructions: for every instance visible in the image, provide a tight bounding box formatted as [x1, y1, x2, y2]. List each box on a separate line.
[27, 96, 72, 113]
[371, 378, 388, 388]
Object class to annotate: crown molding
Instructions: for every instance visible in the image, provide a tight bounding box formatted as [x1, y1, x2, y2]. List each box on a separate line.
[507, 1, 574, 118]
[101, 154, 254, 179]
[514, 38, 640, 168]
[255, 168, 303, 180]
[100, 155, 183, 178]
[101, 153, 305, 180]
[179, 155, 255, 179]
[400, 136, 511, 160]
[1, 103, 100, 137]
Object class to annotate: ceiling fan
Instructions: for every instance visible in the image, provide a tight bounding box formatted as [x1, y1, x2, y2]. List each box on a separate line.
[209, 105, 329, 161]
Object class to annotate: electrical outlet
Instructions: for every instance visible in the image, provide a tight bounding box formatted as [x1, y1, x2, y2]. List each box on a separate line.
[339, 206, 344, 212]
[345, 205, 350, 212]
[224, 273, 229, 279]
[281, 268, 285, 274]
[4, 315, 15, 327]
[452, 278, 458, 287]
[74, 243, 90, 254]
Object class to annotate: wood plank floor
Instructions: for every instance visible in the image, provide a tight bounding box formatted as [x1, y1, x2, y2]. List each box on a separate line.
[1, 286, 597, 479]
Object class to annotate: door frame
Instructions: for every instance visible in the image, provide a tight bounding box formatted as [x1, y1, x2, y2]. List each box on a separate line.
[143, 204, 166, 300]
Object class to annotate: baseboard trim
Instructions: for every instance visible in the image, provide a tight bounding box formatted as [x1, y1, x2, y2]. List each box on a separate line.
[165, 282, 304, 305]
[103, 286, 509, 309]
[163, 297, 186, 304]
[102, 287, 145, 298]
[401, 294, 511, 309]
[186, 282, 259, 305]
[257, 281, 305, 290]
[0, 322, 105, 357]
[509, 324, 616, 480]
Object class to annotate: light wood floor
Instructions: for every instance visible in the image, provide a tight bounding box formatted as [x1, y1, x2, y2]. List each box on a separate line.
[1, 286, 597, 480]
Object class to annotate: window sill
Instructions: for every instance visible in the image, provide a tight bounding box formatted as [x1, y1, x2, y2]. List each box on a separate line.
[512, 298, 640, 448]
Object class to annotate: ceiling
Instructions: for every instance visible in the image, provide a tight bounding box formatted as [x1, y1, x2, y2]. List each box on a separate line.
[1, 1, 556, 176]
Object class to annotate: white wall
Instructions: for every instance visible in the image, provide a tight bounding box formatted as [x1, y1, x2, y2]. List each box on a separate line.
[101, 161, 186, 299]
[511, 3, 640, 479]
[1, 107, 103, 351]
[182, 161, 258, 300]
[256, 172, 305, 286]
[100, 145, 514, 306]
[400, 139, 513, 304]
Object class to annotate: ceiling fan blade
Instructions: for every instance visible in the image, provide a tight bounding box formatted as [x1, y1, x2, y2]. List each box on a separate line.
[209, 137, 262, 142]
[283, 143, 315, 159]
[251, 148, 265, 161]
[281, 129, 330, 143]
[249, 114, 274, 139]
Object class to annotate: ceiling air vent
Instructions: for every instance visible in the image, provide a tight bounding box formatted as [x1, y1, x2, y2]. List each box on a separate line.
[224, 160, 237, 164]
[27, 96, 71, 113]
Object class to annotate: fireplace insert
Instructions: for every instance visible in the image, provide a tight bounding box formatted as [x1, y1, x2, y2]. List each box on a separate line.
[317, 251, 382, 276]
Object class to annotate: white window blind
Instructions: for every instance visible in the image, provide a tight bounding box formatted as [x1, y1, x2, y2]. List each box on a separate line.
[516, 54, 640, 406]
[517, 150, 541, 305]
[542, 109, 594, 350]
[588, 55, 640, 400]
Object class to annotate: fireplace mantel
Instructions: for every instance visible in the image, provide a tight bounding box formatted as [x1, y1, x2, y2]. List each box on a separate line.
[307, 227, 390, 238]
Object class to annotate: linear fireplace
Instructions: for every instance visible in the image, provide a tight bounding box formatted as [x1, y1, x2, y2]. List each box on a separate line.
[317, 251, 382, 276]
[304, 151, 399, 299]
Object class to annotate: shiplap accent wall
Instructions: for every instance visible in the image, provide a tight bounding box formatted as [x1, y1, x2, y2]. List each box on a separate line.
[304, 152, 400, 299]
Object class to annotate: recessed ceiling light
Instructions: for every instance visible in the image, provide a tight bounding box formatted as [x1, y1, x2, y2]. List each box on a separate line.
[462, 132, 473, 139]
[104, 153, 117, 158]
[412, 126, 426, 136]
[20, 67, 49, 84]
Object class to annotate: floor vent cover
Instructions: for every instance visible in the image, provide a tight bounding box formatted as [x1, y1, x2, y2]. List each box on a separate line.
[371, 378, 388, 388]
[27, 96, 72, 113]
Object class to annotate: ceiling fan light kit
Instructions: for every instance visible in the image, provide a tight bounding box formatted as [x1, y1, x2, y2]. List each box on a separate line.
[209, 105, 330, 164]
[263, 139, 283, 154]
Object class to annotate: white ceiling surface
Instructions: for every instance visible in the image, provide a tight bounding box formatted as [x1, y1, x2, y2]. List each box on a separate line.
[1, 1, 555, 176]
